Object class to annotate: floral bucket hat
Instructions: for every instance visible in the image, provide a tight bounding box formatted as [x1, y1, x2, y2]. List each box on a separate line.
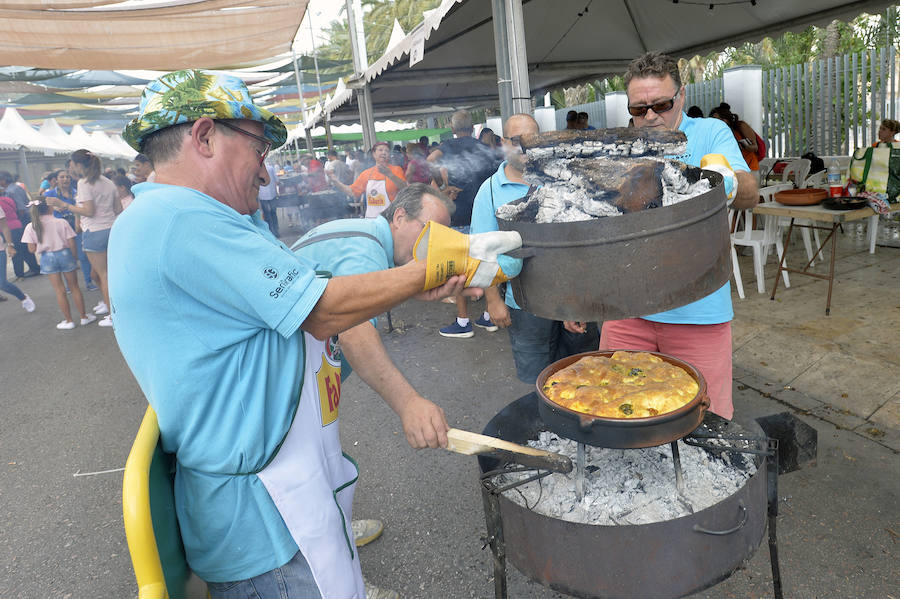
[123, 69, 287, 152]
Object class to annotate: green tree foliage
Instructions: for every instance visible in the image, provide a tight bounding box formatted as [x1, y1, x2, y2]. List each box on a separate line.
[316, 0, 442, 64]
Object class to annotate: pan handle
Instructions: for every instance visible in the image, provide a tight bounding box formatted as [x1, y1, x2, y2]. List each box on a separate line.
[692, 500, 747, 536]
[505, 247, 536, 260]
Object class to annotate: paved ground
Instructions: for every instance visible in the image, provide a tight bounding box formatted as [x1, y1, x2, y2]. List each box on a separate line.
[0, 217, 897, 598]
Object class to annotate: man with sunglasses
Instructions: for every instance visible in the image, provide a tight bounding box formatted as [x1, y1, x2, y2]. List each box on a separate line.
[585, 51, 758, 421]
[109, 70, 522, 599]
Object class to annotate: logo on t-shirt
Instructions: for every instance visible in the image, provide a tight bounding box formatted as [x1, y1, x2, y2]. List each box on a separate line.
[263, 267, 278, 279]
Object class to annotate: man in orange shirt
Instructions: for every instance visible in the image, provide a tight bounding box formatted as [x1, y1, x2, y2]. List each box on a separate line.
[329, 141, 407, 218]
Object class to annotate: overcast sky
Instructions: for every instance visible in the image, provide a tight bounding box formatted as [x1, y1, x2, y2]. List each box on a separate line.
[293, 0, 348, 54]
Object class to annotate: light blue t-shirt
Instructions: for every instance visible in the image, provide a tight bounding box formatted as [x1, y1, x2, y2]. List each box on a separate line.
[470, 161, 528, 309]
[108, 183, 328, 582]
[292, 215, 394, 327]
[291, 217, 395, 380]
[643, 113, 749, 325]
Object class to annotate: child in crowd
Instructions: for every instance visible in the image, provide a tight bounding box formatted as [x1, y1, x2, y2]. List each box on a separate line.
[114, 175, 135, 211]
[20, 199, 95, 329]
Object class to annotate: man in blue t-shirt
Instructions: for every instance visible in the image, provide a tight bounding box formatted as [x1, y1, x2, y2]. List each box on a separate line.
[291, 183, 455, 448]
[592, 51, 759, 420]
[110, 70, 522, 599]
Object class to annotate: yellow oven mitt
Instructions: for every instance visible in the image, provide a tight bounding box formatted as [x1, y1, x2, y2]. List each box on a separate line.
[701, 153, 738, 201]
[413, 222, 523, 290]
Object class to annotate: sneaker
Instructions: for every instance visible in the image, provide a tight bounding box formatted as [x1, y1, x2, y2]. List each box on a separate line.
[86, 282, 100, 291]
[364, 580, 399, 599]
[0, 294, 6, 302]
[21, 296, 35, 312]
[98, 315, 113, 327]
[474, 315, 499, 332]
[93, 301, 109, 315]
[439, 320, 474, 338]
[80, 314, 97, 326]
[56, 320, 75, 330]
[352, 519, 384, 548]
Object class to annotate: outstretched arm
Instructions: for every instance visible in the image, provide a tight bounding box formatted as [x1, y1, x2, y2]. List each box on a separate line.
[339, 322, 449, 448]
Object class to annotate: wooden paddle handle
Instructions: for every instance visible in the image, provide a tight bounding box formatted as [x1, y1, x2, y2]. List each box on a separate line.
[446, 428, 555, 458]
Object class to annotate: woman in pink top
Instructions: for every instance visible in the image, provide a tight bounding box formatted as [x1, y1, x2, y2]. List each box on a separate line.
[47, 149, 121, 327]
[21, 199, 93, 329]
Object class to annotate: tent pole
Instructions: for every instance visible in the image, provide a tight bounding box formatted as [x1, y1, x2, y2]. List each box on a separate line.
[307, 11, 332, 152]
[346, 0, 377, 149]
[292, 48, 315, 153]
[505, 0, 533, 116]
[18, 147, 32, 195]
[491, 0, 514, 124]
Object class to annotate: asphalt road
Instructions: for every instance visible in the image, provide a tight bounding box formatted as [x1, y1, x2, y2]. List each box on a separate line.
[1, 272, 897, 598]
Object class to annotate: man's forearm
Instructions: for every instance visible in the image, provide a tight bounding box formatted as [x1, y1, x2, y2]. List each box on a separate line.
[303, 260, 429, 340]
[339, 322, 418, 413]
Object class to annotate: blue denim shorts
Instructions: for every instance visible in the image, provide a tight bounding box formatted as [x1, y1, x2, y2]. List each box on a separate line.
[40, 248, 77, 274]
[82, 228, 111, 253]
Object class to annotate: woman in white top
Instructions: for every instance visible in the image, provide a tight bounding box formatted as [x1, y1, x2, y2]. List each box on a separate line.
[47, 149, 121, 327]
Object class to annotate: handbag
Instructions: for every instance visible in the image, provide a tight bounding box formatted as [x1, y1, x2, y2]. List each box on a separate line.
[848, 143, 900, 199]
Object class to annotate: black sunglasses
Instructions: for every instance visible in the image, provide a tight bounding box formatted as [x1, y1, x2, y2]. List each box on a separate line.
[627, 91, 680, 117]
[216, 120, 271, 166]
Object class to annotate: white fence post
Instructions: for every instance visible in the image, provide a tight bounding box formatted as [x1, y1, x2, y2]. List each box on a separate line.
[724, 65, 763, 137]
[605, 91, 629, 128]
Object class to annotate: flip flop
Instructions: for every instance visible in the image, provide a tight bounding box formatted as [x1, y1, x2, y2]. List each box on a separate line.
[352, 518, 384, 547]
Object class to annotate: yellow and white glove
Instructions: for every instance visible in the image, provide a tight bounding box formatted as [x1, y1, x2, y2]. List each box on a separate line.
[701, 153, 738, 201]
[413, 222, 523, 290]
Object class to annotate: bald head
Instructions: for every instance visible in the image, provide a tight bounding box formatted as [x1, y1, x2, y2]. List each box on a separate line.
[502, 114, 539, 174]
[503, 113, 539, 138]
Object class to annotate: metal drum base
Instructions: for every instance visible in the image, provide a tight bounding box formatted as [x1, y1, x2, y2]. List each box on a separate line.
[479, 394, 769, 599]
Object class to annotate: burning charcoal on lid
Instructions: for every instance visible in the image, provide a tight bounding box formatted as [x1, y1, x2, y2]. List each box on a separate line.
[496, 127, 714, 224]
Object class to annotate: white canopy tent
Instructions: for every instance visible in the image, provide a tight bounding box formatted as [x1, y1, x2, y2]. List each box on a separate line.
[39, 118, 79, 153]
[0, 108, 69, 154]
[324, 0, 899, 126]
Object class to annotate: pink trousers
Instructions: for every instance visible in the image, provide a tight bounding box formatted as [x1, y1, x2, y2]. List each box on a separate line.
[599, 319, 734, 420]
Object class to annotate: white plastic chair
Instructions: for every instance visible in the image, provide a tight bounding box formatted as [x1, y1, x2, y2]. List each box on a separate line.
[803, 171, 826, 188]
[731, 187, 791, 294]
[781, 158, 811, 188]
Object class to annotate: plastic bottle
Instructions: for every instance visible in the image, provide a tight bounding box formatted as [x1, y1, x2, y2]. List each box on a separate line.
[827, 159, 842, 197]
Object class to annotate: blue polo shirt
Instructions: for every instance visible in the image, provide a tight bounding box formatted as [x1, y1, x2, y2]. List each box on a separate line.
[108, 182, 328, 582]
[470, 161, 528, 309]
[643, 113, 749, 324]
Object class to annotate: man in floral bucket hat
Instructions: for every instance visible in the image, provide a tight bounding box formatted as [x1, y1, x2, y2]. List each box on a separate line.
[109, 69, 523, 599]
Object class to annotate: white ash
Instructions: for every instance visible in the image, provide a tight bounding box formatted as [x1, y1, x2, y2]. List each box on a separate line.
[498, 432, 757, 526]
[661, 161, 711, 207]
[525, 137, 681, 160]
[496, 157, 711, 223]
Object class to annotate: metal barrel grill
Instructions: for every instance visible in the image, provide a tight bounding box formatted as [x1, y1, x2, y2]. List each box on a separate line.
[497, 170, 731, 322]
[477, 392, 782, 599]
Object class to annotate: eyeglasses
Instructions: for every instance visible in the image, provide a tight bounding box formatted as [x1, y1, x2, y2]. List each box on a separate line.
[627, 91, 680, 117]
[216, 120, 272, 167]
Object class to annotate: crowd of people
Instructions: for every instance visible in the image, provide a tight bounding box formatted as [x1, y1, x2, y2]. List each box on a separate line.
[0, 148, 157, 328]
[1, 49, 757, 599]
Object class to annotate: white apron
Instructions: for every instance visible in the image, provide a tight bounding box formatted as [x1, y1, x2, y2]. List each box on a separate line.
[256, 333, 366, 598]
[364, 178, 389, 219]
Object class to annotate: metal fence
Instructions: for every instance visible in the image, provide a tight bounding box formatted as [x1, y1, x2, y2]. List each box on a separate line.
[763, 46, 897, 157]
[684, 79, 725, 118]
[553, 47, 899, 158]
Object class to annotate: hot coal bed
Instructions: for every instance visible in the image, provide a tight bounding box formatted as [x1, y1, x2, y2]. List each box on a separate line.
[477, 393, 783, 599]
